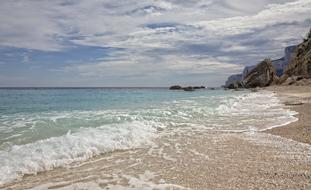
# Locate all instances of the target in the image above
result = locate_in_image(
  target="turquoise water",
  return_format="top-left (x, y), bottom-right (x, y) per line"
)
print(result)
top-left (0, 88), bottom-right (297, 185)
top-left (0, 88), bottom-right (225, 146)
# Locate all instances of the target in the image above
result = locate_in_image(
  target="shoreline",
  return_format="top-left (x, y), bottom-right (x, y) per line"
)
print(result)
top-left (1, 88), bottom-right (311, 189)
top-left (264, 85), bottom-right (311, 145)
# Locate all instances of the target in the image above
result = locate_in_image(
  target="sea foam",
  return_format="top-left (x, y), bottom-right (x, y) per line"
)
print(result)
top-left (0, 90), bottom-right (298, 186)
top-left (0, 121), bottom-right (158, 185)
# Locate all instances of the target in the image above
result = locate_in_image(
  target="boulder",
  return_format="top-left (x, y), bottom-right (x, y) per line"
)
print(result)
top-left (242, 59), bottom-right (277, 88)
top-left (169, 85), bottom-right (182, 90)
top-left (283, 77), bottom-right (296, 85)
top-left (282, 75), bottom-right (305, 86)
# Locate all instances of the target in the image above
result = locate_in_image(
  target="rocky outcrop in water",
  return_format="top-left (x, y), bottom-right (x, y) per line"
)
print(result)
top-left (284, 29), bottom-right (311, 78)
top-left (169, 85), bottom-right (182, 90)
top-left (242, 59), bottom-right (278, 88)
top-left (182, 86), bottom-right (195, 91)
top-left (169, 85), bottom-right (205, 91)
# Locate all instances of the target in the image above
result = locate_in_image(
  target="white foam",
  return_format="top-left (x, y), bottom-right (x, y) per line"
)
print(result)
top-left (0, 121), bottom-right (158, 186)
top-left (0, 90), bottom-right (299, 186)
top-left (31, 171), bottom-right (186, 190)
top-left (215, 90), bottom-right (298, 131)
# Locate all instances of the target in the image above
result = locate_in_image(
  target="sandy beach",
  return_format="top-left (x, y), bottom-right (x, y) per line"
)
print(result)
top-left (265, 85), bottom-right (311, 145)
top-left (2, 87), bottom-right (311, 190)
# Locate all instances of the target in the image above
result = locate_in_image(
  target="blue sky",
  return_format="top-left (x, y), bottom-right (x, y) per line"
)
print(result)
top-left (0, 0), bottom-right (310, 87)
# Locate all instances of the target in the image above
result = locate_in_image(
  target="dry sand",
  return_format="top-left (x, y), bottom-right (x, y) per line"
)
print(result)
top-left (2, 86), bottom-right (311, 190)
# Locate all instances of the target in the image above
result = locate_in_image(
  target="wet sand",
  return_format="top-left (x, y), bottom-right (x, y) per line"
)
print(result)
top-left (265, 85), bottom-right (311, 145)
top-left (2, 87), bottom-right (311, 190)
top-left (3, 131), bottom-right (311, 189)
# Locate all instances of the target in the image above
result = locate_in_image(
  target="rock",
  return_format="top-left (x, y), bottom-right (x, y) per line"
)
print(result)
top-left (227, 81), bottom-right (243, 89)
top-left (283, 77), bottom-right (296, 85)
top-left (284, 101), bottom-right (303, 106)
top-left (193, 86), bottom-right (205, 89)
top-left (284, 29), bottom-right (311, 77)
top-left (169, 85), bottom-right (182, 90)
top-left (242, 59), bottom-right (277, 88)
top-left (279, 74), bottom-right (289, 84)
top-left (182, 86), bottom-right (195, 91)
top-left (242, 65), bottom-right (256, 79)
top-left (282, 75), bottom-right (305, 86)
top-left (225, 74), bottom-right (243, 88)
top-left (271, 45), bottom-right (297, 77)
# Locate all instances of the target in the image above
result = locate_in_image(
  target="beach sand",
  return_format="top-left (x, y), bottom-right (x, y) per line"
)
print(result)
top-left (2, 86), bottom-right (311, 190)
top-left (265, 85), bottom-right (311, 145)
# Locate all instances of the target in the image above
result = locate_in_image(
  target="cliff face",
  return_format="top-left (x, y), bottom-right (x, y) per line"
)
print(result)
top-left (272, 45), bottom-right (296, 77)
top-left (284, 45), bottom-right (297, 65)
top-left (223, 29), bottom-right (309, 88)
top-left (240, 45), bottom-right (296, 80)
top-left (242, 65), bottom-right (256, 79)
top-left (272, 57), bottom-right (285, 76)
top-left (284, 30), bottom-right (311, 77)
top-left (225, 74), bottom-right (243, 87)
top-left (242, 59), bottom-right (277, 88)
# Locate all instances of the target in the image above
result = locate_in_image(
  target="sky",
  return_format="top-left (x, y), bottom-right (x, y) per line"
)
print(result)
top-left (0, 0), bottom-right (310, 87)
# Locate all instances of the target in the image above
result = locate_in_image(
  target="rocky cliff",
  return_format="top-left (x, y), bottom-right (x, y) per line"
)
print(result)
top-left (284, 29), bottom-right (311, 77)
top-left (223, 29), bottom-right (309, 89)
top-left (242, 59), bottom-right (277, 88)
top-left (244, 45), bottom-right (296, 78)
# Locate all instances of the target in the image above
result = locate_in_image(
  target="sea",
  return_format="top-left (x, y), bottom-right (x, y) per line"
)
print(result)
top-left (0, 88), bottom-right (298, 187)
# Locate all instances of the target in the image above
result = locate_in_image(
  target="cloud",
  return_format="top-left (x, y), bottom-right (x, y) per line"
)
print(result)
top-left (0, 0), bottom-right (310, 86)
top-left (196, 0), bottom-right (311, 36)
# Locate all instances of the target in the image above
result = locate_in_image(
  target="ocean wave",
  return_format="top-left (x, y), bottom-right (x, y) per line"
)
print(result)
top-left (0, 90), bottom-right (298, 186)
top-left (0, 121), bottom-right (159, 186)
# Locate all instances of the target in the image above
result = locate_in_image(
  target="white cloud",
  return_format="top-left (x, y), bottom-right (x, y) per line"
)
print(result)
top-left (197, 0), bottom-right (311, 36)
top-left (0, 0), bottom-right (310, 86)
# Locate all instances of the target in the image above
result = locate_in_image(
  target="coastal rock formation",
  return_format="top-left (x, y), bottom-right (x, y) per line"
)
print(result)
top-left (242, 65), bottom-right (256, 79)
top-left (169, 85), bottom-right (182, 90)
top-left (169, 85), bottom-right (205, 91)
top-left (225, 74), bottom-right (243, 88)
top-left (242, 45), bottom-right (296, 79)
top-left (272, 45), bottom-right (297, 77)
top-left (284, 29), bottom-right (311, 77)
top-left (223, 29), bottom-right (309, 88)
top-left (193, 86), bottom-right (206, 89)
top-left (284, 45), bottom-right (297, 66)
top-left (183, 86), bottom-right (195, 91)
top-left (242, 59), bottom-right (278, 88)
top-left (227, 81), bottom-right (243, 89)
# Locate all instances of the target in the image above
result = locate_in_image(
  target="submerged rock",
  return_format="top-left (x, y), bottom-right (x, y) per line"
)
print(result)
top-left (169, 85), bottom-right (182, 90)
top-left (182, 86), bottom-right (195, 91)
top-left (193, 86), bottom-right (205, 89)
top-left (242, 59), bottom-right (278, 88)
